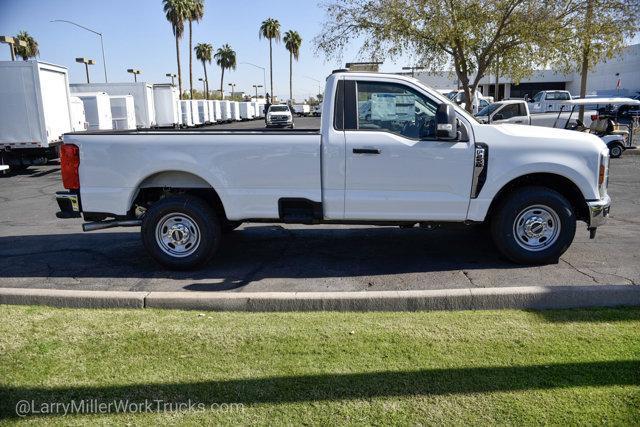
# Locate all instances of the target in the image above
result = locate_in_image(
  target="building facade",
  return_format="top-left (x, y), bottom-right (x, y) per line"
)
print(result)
top-left (411, 44), bottom-right (639, 100)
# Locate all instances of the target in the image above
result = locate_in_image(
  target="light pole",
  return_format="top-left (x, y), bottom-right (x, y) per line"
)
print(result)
top-left (75, 57), bottom-right (95, 83)
top-left (240, 62), bottom-right (266, 96)
top-left (252, 84), bottom-right (263, 100)
top-left (50, 19), bottom-right (108, 82)
top-left (228, 83), bottom-right (236, 99)
top-left (166, 73), bottom-right (177, 85)
top-left (127, 68), bottom-right (141, 82)
top-left (198, 77), bottom-right (207, 98)
top-left (303, 76), bottom-right (322, 99)
top-left (401, 66), bottom-right (425, 78)
top-left (0, 36), bottom-right (27, 61)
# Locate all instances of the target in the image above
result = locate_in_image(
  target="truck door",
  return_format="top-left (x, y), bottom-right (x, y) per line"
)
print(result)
top-left (342, 79), bottom-right (475, 221)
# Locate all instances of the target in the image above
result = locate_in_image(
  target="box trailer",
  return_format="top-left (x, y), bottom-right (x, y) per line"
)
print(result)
top-left (220, 100), bottom-right (231, 121)
top-left (239, 102), bottom-right (255, 120)
top-left (229, 101), bottom-right (241, 121)
top-left (179, 100), bottom-right (194, 127)
top-left (153, 84), bottom-right (181, 127)
top-left (292, 103), bottom-right (311, 117)
top-left (74, 92), bottom-right (113, 131)
top-left (211, 100), bottom-right (222, 122)
top-left (190, 100), bottom-right (202, 126)
top-left (70, 82), bottom-right (156, 128)
top-left (0, 60), bottom-right (72, 168)
top-left (109, 95), bottom-right (136, 130)
top-left (253, 101), bottom-right (266, 118)
top-left (196, 100), bottom-right (210, 124)
top-left (69, 96), bottom-right (88, 132)
top-left (207, 100), bottom-right (217, 122)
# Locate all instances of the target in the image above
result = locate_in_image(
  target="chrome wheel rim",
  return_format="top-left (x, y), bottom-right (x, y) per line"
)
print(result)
top-left (513, 205), bottom-right (561, 252)
top-left (155, 213), bottom-right (201, 258)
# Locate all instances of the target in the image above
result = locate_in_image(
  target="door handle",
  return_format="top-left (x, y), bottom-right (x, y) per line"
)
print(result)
top-left (353, 148), bottom-right (381, 154)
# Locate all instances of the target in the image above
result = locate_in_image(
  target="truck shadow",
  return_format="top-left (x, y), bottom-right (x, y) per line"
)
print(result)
top-left (0, 225), bottom-right (520, 287)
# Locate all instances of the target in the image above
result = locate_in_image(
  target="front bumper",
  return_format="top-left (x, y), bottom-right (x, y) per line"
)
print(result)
top-left (587, 194), bottom-right (610, 229)
top-left (56, 191), bottom-right (81, 218)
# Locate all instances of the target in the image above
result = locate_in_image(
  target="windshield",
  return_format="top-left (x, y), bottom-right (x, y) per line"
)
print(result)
top-left (269, 105), bottom-right (289, 112)
top-left (476, 103), bottom-right (500, 117)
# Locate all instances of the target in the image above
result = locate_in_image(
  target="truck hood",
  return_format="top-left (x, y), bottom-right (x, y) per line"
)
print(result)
top-left (474, 123), bottom-right (607, 154)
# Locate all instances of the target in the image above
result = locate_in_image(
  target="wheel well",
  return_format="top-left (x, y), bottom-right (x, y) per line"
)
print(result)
top-left (132, 171), bottom-right (228, 221)
top-left (486, 173), bottom-right (589, 222)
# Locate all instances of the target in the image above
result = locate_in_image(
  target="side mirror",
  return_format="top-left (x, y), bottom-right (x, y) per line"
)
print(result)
top-left (436, 104), bottom-right (457, 140)
top-left (492, 113), bottom-right (504, 121)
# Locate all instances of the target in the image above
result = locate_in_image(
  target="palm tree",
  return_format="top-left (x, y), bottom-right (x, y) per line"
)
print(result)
top-left (14, 31), bottom-right (39, 60)
top-left (187, 0), bottom-right (204, 99)
top-left (283, 30), bottom-right (302, 103)
top-left (194, 42), bottom-right (213, 99)
top-left (259, 18), bottom-right (280, 102)
top-left (214, 44), bottom-right (236, 99)
top-left (163, 0), bottom-right (189, 99)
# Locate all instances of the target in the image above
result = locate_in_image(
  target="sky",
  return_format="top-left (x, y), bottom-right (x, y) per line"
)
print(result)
top-left (0, 0), bottom-right (410, 101)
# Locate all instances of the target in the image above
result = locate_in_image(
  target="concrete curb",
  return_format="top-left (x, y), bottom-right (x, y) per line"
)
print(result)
top-left (0, 288), bottom-right (146, 309)
top-left (1, 285), bottom-right (639, 312)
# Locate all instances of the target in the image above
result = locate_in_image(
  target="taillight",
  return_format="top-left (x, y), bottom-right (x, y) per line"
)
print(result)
top-left (60, 144), bottom-right (80, 190)
top-left (591, 114), bottom-right (599, 121)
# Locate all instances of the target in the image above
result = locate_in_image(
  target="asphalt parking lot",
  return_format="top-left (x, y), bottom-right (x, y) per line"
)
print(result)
top-left (1, 144), bottom-right (638, 293)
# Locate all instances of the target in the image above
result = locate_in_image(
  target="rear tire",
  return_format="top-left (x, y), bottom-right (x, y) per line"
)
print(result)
top-left (490, 186), bottom-right (576, 264)
top-left (608, 143), bottom-right (623, 158)
top-left (141, 195), bottom-right (220, 270)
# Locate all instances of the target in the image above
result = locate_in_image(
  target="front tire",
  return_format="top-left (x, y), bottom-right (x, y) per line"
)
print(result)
top-left (141, 195), bottom-right (220, 270)
top-left (491, 186), bottom-right (576, 264)
top-left (608, 143), bottom-right (623, 158)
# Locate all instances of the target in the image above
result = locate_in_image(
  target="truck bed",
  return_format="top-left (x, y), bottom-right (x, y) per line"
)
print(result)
top-left (63, 130), bottom-right (322, 219)
top-left (66, 128), bottom-right (320, 136)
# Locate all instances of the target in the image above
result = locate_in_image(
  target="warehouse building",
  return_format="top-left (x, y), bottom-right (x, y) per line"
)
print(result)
top-left (409, 43), bottom-right (639, 100)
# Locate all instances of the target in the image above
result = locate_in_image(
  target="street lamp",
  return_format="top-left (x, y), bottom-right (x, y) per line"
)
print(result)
top-left (76, 57), bottom-right (95, 83)
top-left (166, 73), bottom-right (177, 85)
top-left (228, 83), bottom-right (236, 99)
top-left (127, 68), bottom-right (141, 82)
top-left (239, 62), bottom-right (266, 96)
top-left (252, 84), bottom-right (263, 100)
top-left (198, 77), bottom-right (208, 98)
top-left (303, 76), bottom-right (322, 98)
top-left (50, 19), bottom-right (108, 82)
top-left (401, 66), bottom-right (425, 78)
top-left (0, 36), bottom-right (27, 61)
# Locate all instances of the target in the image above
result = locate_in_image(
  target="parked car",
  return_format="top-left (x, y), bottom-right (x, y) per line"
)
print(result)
top-left (56, 71), bottom-right (610, 270)
top-left (266, 104), bottom-right (294, 128)
top-left (0, 60), bottom-right (72, 170)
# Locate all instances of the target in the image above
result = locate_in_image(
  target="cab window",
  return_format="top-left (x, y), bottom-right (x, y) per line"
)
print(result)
top-left (499, 103), bottom-right (520, 119)
top-left (356, 81), bottom-right (438, 139)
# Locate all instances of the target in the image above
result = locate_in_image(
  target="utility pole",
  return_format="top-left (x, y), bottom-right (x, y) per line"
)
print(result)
top-left (51, 20), bottom-right (108, 82)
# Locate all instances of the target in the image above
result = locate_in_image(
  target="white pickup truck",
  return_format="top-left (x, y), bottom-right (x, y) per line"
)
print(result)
top-left (475, 100), bottom-right (595, 128)
top-left (56, 71), bottom-right (611, 270)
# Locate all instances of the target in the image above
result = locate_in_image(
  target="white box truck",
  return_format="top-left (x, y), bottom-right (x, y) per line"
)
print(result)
top-left (239, 102), bottom-right (255, 120)
top-left (230, 101), bottom-right (241, 121)
top-left (109, 95), bottom-right (136, 130)
top-left (220, 100), bottom-right (231, 121)
top-left (179, 100), bottom-right (194, 127)
top-left (190, 100), bottom-right (202, 126)
top-left (74, 92), bottom-right (113, 131)
top-left (207, 100), bottom-right (217, 122)
top-left (153, 84), bottom-right (181, 127)
top-left (69, 96), bottom-right (88, 132)
top-left (0, 60), bottom-right (72, 170)
top-left (196, 100), bottom-right (210, 124)
top-left (211, 100), bottom-right (222, 122)
top-left (253, 101), bottom-right (265, 118)
top-left (70, 82), bottom-right (156, 128)
top-left (292, 103), bottom-right (311, 117)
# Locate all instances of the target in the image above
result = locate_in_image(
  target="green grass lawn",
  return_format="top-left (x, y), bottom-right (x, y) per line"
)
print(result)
top-left (0, 305), bottom-right (639, 425)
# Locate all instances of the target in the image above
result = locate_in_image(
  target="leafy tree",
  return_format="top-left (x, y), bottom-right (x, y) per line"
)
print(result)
top-left (163, 0), bottom-right (189, 99)
top-left (187, 0), bottom-right (205, 99)
top-left (195, 42), bottom-right (213, 99)
top-left (555, 0), bottom-right (639, 120)
top-left (15, 31), bottom-right (39, 60)
top-left (214, 44), bottom-right (237, 99)
top-left (259, 18), bottom-right (281, 101)
top-left (283, 30), bottom-right (303, 103)
top-left (315, 0), bottom-right (569, 112)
